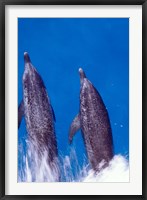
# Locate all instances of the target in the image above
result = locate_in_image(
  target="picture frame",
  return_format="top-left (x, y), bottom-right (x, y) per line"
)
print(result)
top-left (0, 0), bottom-right (146, 199)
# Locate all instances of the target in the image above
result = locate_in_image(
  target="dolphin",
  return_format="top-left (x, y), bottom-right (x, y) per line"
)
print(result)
top-left (18, 52), bottom-right (59, 180)
top-left (69, 68), bottom-right (113, 171)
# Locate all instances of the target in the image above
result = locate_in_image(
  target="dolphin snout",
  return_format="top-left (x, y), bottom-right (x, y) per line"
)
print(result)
top-left (79, 68), bottom-right (83, 73)
top-left (78, 68), bottom-right (86, 82)
top-left (24, 52), bottom-right (31, 63)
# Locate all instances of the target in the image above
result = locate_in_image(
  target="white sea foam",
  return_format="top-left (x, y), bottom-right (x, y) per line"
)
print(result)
top-left (83, 155), bottom-right (129, 182)
top-left (18, 140), bottom-right (129, 182)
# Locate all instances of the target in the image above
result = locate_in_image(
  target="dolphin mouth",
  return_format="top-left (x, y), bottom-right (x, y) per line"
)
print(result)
top-left (79, 68), bottom-right (83, 73)
top-left (24, 52), bottom-right (31, 63)
top-left (79, 68), bottom-right (86, 84)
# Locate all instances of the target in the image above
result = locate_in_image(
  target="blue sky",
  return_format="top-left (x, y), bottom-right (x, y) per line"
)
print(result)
top-left (18, 18), bottom-right (129, 171)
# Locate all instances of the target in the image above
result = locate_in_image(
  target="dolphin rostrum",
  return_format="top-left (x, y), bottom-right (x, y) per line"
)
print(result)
top-left (69, 68), bottom-right (113, 171)
top-left (18, 52), bottom-right (59, 180)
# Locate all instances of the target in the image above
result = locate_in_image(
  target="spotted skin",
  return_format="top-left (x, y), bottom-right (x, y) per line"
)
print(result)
top-left (19, 52), bottom-right (58, 174)
top-left (69, 68), bottom-right (113, 171)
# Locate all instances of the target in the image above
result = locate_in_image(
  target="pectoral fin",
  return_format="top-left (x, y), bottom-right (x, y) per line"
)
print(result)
top-left (18, 100), bottom-right (24, 129)
top-left (69, 113), bottom-right (81, 144)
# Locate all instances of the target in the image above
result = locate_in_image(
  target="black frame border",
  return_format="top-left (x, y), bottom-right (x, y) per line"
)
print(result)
top-left (0, 0), bottom-right (146, 199)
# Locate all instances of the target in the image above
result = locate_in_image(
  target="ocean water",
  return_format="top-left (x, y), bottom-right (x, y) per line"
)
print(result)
top-left (18, 18), bottom-right (129, 182)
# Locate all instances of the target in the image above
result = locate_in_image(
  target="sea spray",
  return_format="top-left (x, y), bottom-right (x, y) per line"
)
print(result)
top-left (18, 140), bottom-right (129, 182)
top-left (83, 155), bottom-right (129, 182)
top-left (18, 139), bottom-right (60, 182)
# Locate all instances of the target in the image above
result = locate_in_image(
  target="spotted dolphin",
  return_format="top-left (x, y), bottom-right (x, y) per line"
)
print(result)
top-left (18, 52), bottom-right (59, 180)
top-left (69, 68), bottom-right (113, 171)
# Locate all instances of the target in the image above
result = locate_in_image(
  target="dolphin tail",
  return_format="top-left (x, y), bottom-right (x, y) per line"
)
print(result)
top-left (18, 100), bottom-right (24, 129)
top-left (69, 113), bottom-right (81, 144)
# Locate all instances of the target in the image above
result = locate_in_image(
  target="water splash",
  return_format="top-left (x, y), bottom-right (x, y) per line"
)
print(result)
top-left (18, 139), bottom-right (60, 182)
top-left (83, 155), bottom-right (129, 182)
top-left (18, 139), bottom-right (129, 182)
